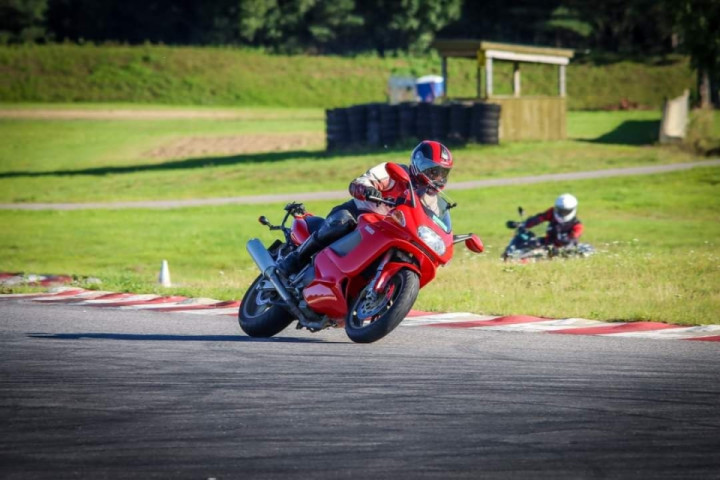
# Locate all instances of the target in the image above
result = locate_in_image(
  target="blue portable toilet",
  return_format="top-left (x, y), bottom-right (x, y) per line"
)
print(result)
top-left (416, 75), bottom-right (445, 103)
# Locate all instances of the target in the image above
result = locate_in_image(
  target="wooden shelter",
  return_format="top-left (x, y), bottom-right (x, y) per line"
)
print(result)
top-left (432, 40), bottom-right (574, 141)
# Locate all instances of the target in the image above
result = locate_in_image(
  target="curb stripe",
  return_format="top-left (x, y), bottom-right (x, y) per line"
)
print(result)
top-left (89, 296), bottom-right (188, 307)
top-left (31, 290), bottom-right (105, 302)
top-left (549, 321), bottom-right (684, 336)
top-left (86, 292), bottom-right (136, 301)
top-left (686, 335), bottom-right (720, 342)
top-left (424, 315), bottom-right (551, 328)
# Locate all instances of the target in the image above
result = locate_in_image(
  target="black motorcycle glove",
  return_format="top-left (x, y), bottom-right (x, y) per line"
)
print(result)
top-left (506, 220), bottom-right (520, 229)
top-left (364, 186), bottom-right (382, 202)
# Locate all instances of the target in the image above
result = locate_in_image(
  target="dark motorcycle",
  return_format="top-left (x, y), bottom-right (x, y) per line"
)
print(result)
top-left (502, 206), bottom-right (595, 262)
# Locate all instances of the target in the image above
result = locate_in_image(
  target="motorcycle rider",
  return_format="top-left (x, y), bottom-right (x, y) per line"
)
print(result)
top-left (278, 140), bottom-right (454, 275)
top-left (506, 193), bottom-right (584, 248)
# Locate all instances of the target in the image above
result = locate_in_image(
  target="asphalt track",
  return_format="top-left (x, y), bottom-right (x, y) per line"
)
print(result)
top-left (1, 299), bottom-right (719, 479)
top-left (1, 159), bottom-right (719, 210)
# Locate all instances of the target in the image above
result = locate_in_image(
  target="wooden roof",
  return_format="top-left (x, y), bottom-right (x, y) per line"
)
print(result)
top-left (432, 39), bottom-right (574, 65)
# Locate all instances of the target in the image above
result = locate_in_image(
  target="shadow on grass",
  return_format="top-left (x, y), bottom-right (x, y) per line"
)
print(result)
top-left (28, 332), bottom-right (336, 343)
top-left (583, 120), bottom-right (661, 146)
top-left (0, 145), bottom-right (410, 178)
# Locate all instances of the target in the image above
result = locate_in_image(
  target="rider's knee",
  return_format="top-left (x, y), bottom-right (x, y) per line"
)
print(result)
top-left (318, 209), bottom-right (357, 244)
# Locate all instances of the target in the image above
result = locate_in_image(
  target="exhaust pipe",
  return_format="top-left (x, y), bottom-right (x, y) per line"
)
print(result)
top-left (246, 238), bottom-right (277, 278)
top-left (246, 238), bottom-right (309, 322)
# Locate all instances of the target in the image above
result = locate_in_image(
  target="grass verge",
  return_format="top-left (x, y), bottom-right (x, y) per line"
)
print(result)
top-left (0, 108), bottom-right (704, 204)
top-left (0, 44), bottom-right (696, 110)
top-left (1, 167), bottom-right (718, 325)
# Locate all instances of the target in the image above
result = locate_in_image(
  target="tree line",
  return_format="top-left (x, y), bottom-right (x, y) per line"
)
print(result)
top-left (1, 0), bottom-right (718, 105)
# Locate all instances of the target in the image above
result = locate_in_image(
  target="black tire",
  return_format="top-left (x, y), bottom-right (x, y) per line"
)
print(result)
top-left (474, 111), bottom-right (501, 121)
top-left (238, 275), bottom-right (294, 337)
top-left (345, 269), bottom-right (419, 343)
top-left (475, 132), bottom-right (499, 143)
top-left (473, 119), bottom-right (500, 129)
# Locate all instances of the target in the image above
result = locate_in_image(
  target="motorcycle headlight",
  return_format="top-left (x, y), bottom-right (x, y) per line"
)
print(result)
top-left (418, 226), bottom-right (446, 256)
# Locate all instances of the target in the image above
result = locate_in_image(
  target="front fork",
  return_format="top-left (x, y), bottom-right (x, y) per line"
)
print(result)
top-left (370, 249), bottom-right (420, 294)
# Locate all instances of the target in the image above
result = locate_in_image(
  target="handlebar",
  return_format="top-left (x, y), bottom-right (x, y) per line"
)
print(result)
top-left (366, 195), bottom-right (397, 207)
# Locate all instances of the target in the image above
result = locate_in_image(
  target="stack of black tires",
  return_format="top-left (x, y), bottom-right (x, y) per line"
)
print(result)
top-left (325, 102), bottom-right (501, 151)
top-left (470, 103), bottom-right (501, 145)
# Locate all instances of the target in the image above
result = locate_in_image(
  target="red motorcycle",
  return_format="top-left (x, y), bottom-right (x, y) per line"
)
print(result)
top-left (239, 162), bottom-right (484, 343)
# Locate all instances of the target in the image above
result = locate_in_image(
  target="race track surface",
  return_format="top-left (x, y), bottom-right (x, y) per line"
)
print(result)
top-left (1, 299), bottom-right (719, 479)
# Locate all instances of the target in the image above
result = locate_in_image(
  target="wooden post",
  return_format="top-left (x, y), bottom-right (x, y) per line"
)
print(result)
top-left (559, 64), bottom-right (566, 97)
top-left (485, 56), bottom-right (493, 98)
top-left (441, 56), bottom-right (448, 99)
top-left (513, 62), bottom-right (521, 97)
top-left (477, 64), bottom-right (483, 99)
top-left (476, 49), bottom-right (484, 99)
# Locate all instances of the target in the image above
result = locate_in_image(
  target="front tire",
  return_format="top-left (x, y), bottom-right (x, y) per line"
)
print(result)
top-left (345, 269), bottom-right (419, 344)
top-left (239, 275), bottom-right (294, 337)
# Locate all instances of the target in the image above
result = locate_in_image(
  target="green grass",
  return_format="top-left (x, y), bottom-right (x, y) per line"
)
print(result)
top-left (1, 106), bottom-right (718, 326)
top-left (0, 107), bottom-right (703, 203)
top-left (0, 44), bottom-right (696, 110)
top-left (1, 167), bottom-right (718, 325)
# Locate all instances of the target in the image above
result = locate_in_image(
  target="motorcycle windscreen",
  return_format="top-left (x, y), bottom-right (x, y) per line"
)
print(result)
top-left (419, 191), bottom-right (452, 233)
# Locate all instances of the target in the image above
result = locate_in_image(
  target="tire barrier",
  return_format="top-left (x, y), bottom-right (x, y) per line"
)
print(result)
top-left (380, 104), bottom-right (399, 146)
top-left (347, 104), bottom-right (367, 144)
top-left (448, 103), bottom-right (473, 142)
top-left (325, 108), bottom-right (349, 151)
top-left (366, 103), bottom-right (381, 147)
top-left (326, 102), bottom-right (501, 150)
top-left (470, 103), bottom-right (501, 145)
top-left (430, 104), bottom-right (450, 141)
top-left (415, 102), bottom-right (434, 141)
top-left (398, 103), bottom-right (417, 141)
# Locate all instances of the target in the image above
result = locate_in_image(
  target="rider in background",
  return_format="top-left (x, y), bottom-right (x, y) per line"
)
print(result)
top-left (506, 193), bottom-right (584, 248)
top-left (278, 140), bottom-right (454, 275)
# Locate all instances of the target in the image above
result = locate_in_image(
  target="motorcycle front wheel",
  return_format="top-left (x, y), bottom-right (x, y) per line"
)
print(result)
top-left (238, 275), bottom-right (294, 337)
top-left (345, 268), bottom-right (419, 344)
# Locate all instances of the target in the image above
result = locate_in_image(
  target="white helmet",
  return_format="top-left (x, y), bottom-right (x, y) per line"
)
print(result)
top-left (554, 193), bottom-right (578, 223)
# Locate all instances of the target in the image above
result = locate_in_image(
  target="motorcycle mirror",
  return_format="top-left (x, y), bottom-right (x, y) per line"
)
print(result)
top-left (465, 234), bottom-right (484, 253)
top-left (386, 162), bottom-right (411, 184)
top-left (518, 206), bottom-right (524, 218)
top-left (258, 216), bottom-right (271, 226)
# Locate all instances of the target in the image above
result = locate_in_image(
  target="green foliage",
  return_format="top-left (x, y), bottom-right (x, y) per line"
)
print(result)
top-left (238, 0), bottom-right (363, 53)
top-left (441, 0), bottom-right (675, 56)
top-left (378, 0), bottom-right (462, 53)
top-left (544, 6), bottom-right (593, 40)
top-left (684, 108), bottom-right (720, 155)
top-left (667, 0), bottom-right (720, 72)
top-left (0, 0), bottom-right (47, 44)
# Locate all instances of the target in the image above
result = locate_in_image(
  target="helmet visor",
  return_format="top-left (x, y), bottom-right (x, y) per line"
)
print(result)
top-left (554, 206), bottom-right (576, 222)
top-left (414, 157), bottom-right (450, 187)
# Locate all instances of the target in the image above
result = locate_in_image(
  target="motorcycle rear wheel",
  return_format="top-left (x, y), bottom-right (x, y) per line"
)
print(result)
top-left (238, 275), bottom-right (294, 337)
top-left (345, 269), bottom-right (419, 344)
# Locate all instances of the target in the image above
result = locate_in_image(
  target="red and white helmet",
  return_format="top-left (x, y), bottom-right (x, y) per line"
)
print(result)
top-left (409, 140), bottom-right (453, 190)
top-left (554, 193), bottom-right (578, 223)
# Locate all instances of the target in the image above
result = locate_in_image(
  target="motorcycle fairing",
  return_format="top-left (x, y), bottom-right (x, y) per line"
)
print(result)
top-left (329, 230), bottom-right (363, 257)
top-left (302, 211), bottom-right (445, 320)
